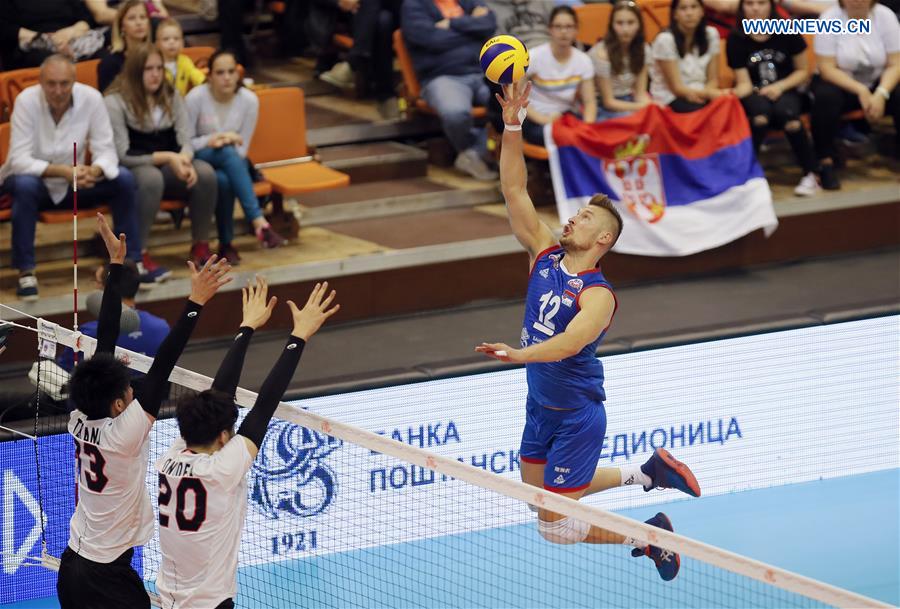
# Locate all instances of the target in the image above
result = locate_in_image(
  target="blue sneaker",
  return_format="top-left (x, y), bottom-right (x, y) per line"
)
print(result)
top-left (137, 254), bottom-right (171, 289)
top-left (17, 274), bottom-right (38, 301)
top-left (632, 512), bottom-right (680, 581)
top-left (640, 448), bottom-right (701, 497)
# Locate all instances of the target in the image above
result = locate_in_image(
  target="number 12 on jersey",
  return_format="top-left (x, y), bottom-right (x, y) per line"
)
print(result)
top-left (533, 290), bottom-right (560, 337)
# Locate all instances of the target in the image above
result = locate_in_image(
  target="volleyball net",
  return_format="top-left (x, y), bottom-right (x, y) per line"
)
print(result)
top-left (0, 313), bottom-right (897, 608)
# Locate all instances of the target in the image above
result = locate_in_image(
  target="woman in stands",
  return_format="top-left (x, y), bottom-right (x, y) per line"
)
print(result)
top-left (186, 50), bottom-right (285, 265)
top-left (728, 0), bottom-right (819, 196)
top-left (105, 44), bottom-right (217, 280)
top-left (649, 0), bottom-right (728, 112)
top-left (590, 0), bottom-right (652, 120)
top-left (521, 6), bottom-right (597, 146)
top-left (809, 0), bottom-right (899, 190)
top-left (98, 0), bottom-right (152, 91)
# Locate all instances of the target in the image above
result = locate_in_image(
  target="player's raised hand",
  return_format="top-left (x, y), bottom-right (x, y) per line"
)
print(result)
top-left (475, 342), bottom-right (524, 363)
top-left (96, 213), bottom-right (126, 264)
top-left (241, 276), bottom-right (277, 330)
top-left (187, 255), bottom-right (232, 305)
top-left (497, 79), bottom-right (531, 127)
top-left (286, 281), bottom-right (340, 341)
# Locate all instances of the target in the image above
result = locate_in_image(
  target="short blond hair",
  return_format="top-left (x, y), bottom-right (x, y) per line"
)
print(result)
top-left (588, 194), bottom-right (623, 249)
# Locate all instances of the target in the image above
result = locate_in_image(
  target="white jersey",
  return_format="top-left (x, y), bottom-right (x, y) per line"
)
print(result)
top-left (67, 400), bottom-right (155, 563)
top-left (155, 435), bottom-right (254, 609)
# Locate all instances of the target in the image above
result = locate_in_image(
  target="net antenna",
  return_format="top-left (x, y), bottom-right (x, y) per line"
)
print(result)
top-left (71, 142), bottom-right (79, 364)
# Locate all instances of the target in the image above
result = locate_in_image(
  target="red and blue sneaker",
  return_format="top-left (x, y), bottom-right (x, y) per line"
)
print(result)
top-left (632, 512), bottom-right (680, 581)
top-left (640, 448), bottom-right (701, 497)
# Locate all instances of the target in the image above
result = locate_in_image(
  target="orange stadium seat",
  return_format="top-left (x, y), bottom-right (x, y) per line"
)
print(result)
top-left (574, 3), bottom-right (613, 47)
top-left (74, 59), bottom-right (101, 90)
top-left (0, 67), bottom-right (40, 121)
top-left (0, 123), bottom-right (11, 221)
top-left (248, 87), bottom-right (349, 203)
top-left (392, 30), bottom-right (487, 119)
top-left (181, 46), bottom-right (216, 70)
top-left (638, 0), bottom-right (671, 41)
top-left (718, 38), bottom-right (734, 88)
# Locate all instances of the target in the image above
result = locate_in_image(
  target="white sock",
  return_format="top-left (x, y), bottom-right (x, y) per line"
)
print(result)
top-left (623, 536), bottom-right (647, 549)
top-left (619, 464), bottom-right (651, 489)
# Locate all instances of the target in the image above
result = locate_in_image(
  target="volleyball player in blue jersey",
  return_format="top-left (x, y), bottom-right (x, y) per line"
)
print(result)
top-left (477, 80), bottom-right (700, 582)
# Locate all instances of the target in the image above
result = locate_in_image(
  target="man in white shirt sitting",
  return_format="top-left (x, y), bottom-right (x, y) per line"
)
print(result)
top-left (0, 53), bottom-right (145, 301)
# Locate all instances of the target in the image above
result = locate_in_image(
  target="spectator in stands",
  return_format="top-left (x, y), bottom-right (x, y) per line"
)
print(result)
top-left (156, 19), bottom-right (206, 96)
top-left (728, 0), bottom-right (819, 196)
top-left (484, 0), bottom-right (553, 137)
top-left (0, 55), bottom-right (144, 301)
top-left (186, 50), bottom-right (286, 264)
top-left (57, 260), bottom-right (170, 372)
top-left (98, 0), bottom-right (152, 91)
top-left (521, 6), bottom-right (596, 145)
top-left (0, 0), bottom-right (107, 68)
top-left (649, 0), bottom-right (728, 112)
top-left (318, 0), bottom-right (402, 119)
top-left (810, 0), bottom-right (900, 189)
top-left (401, 0), bottom-right (499, 181)
top-left (217, 0), bottom-right (255, 67)
top-left (85, 0), bottom-right (169, 26)
top-left (486, 0), bottom-right (552, 50)
top-left (105, 44), bottom-right (217, 276)
top-left (591, 0), bottom-right (652, 121)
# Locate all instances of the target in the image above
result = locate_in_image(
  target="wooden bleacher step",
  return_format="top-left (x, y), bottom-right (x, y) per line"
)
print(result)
top-left (316, 141), bottom-right (428, 183)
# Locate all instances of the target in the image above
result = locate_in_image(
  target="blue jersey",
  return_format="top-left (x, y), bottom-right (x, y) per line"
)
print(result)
top-left (57, 310), bottom-right (170, 372)
top-left (521, 246), bottom-right (617, 409)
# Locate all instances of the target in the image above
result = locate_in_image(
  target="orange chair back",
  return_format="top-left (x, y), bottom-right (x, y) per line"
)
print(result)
top-left (0, 67), bottom-right (40, 121)
top-left (574, 4), bottom-right (614, 47)
top-left (181, 46), bottom-right (216, 69)
top-left (803, 33), bottom-right (816, 73)
top-left (718, 37), bottom-right (734, 88)
top-left (638, 0), bottom-right (671, 39)
top-left (75, 59), bottom-right (101, 89)
top-left (0, 122), bottom-right (9, 164)
top-left (248, 87), bottom-right (308, 163)
top-left (393, 30), bottom-right (422, 103)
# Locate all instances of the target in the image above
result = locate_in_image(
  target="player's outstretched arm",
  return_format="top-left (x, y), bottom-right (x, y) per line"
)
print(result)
top-left (497, 80), bottom-right (556, 264)
top-left (238, 282), bottom-right (340, 459)
top-left (210, 276), bottom-right (277, 397)
top-left (137, 256), bottom-right (232, 422)
top-left (94, 213), bottom-right (127, 354)
top-left (477, 287), bottom-right (615, 363)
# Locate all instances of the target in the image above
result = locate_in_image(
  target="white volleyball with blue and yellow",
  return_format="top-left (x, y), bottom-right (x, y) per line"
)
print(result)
top-left (479, 35), bottom-right (529, 85)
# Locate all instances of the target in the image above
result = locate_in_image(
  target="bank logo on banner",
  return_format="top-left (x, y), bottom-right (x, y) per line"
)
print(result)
top-left (250, 421), bottom-right (343, 520)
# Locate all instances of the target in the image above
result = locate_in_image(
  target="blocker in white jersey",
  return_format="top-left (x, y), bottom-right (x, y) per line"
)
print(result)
top-left (155, 436), bottom-right (253, 609)
top-left (57, 216), bottom-right (233, 609)
top-left (155, 278), bottom-right (340, 609)
top-left (67, 401), bottom-right (154, 561)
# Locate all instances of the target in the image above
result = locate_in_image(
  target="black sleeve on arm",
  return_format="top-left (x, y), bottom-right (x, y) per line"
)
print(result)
top-left (135, 300), bottom-right (203, 418)
top-left (95, 263), bottom-right (123, 354)
top-left (211, 326), bottom-right (255, 397)
top-left (238, 336), bottom-right (306, 449)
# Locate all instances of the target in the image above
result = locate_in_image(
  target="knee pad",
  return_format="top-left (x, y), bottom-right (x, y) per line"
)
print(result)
top-left (538, 516), bottom-right (590, 545)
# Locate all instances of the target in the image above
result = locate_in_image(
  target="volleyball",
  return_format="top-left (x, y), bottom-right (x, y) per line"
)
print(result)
top-left (479, 35), bottom-right (529, 85)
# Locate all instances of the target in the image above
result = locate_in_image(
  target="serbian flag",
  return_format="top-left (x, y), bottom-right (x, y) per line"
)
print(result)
top-left (545, 95), bottom-right (778, 257)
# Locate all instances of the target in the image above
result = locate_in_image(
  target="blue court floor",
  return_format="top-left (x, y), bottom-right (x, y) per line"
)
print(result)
top-left (4, 468), bottom-right (897, 609)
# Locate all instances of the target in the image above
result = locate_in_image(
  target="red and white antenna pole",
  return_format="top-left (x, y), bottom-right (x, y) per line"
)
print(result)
top-left (72, 143), bottom-right (79, 363)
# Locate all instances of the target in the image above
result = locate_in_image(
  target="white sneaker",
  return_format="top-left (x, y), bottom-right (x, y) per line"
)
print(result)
top-left (794, 172), bottom-right (821, 197)
top-left (454, 149), bottom-right (498, 182)
top-left (319, 61), bottom-right (355, 90)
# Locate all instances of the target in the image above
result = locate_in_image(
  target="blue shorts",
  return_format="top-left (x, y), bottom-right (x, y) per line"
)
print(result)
top-left (519, 396), bottom-right (607, 492)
